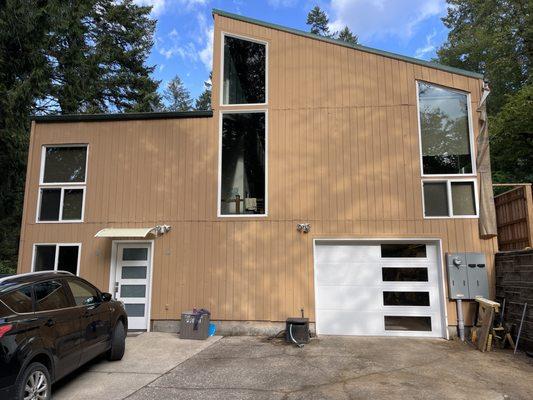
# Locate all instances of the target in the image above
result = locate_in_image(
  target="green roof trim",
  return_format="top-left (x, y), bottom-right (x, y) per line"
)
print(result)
top-left (213, 9), bottom-right (484, 80)
top-left (32, 110), bottom-right (213, 123)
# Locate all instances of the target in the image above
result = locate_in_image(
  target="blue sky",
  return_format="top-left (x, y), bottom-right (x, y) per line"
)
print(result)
top-left (135, 0), bottom-right (450, 101)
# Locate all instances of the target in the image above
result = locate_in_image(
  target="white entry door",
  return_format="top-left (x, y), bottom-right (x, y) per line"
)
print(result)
top-left (114, 243), bottom-right (152, 330)
top-left (314, 241), bottom-right (444, 337)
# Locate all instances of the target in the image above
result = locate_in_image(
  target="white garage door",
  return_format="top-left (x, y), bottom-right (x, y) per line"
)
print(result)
top-left (314, 241), bottom-right (445, 337)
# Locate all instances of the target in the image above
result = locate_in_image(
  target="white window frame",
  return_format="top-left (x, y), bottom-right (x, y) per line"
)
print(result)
top-left (220, 32), bottom-right (268, 107)
top-left (31, 243), bottom-right (82, 276)
top-left (37, 144), bottom-right (88, 223)
top-left (36, 186), bottom-right (86, 223)
top-left (217, 109), bottom-right (268, 218)
top-left (421, 178), bottom-right (479, 219)
top-left (415, 81), bottom-right (476, 178)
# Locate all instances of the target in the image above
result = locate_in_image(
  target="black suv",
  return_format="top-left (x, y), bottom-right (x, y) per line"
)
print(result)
top-left (0, 271), bottom-right (128, 400)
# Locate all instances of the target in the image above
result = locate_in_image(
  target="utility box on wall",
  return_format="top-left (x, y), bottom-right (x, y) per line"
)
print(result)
top-left (446, 253), bottom-right (489, 300)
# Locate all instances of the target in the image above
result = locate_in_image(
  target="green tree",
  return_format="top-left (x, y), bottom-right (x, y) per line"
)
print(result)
top-left (436, 0), bottom-right (532, 184)
top-left (306, 6), bottom-right (332, 37)
top-left (0, 0), bottom-right (161, 273)
top-left (490, 84), bottom-right (533, 183)
top-left (195, 73), bottom-right (212, 110)
top-left (0, 0), bottom-right (51, 274)
top-left (306, 6), bottom-right (359, 44)
top-left (43, 0), bottom-right (161, 113)
top-left (338, 26), bottom-right (358, 45)
top-left (164, 76), bottom-right (192, 111)
top-left (437, 0), bottom-right (531, 115)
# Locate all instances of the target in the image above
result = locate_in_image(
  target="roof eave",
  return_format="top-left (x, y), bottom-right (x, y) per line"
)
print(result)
top-left (32, 110), bottom-right (213, 123)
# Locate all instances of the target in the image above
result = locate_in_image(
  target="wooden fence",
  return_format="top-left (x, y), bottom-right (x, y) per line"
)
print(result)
top-left (494, 184), bottom-right (533, 251)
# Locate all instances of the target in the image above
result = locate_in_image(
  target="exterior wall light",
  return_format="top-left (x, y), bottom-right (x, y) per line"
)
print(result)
top-left (296, 223), bottom-right (311, 233)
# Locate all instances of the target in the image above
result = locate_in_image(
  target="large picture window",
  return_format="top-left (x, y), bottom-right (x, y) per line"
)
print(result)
top-left (222, 34), bottom-right (266, 105)
top-left (33, 244), bottom-right (81, 275)
top-left (417, 82), bottom-right (473, 175)
top-left (219, 112), bottom-right (266, 216)
top-left (38, 145), bottom-right (87, 222)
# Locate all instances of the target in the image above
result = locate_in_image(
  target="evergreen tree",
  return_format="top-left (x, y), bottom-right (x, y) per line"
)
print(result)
top-left (0, 0), bottom-right (161, 273)
top-left (338, 26), bottom-right (358, 45)
top-left (0, 0), bottom-right (50, 274)
top-left (195, 73), bottom-right (212, 110)
top-left (306, 6), bottom-right (332, 37)
top-left (43, 0), bottom-right (161, 113)
top-left (306, 6), bottom-right (359, 43)
top-left (164, 76), bottom-right (192, 111)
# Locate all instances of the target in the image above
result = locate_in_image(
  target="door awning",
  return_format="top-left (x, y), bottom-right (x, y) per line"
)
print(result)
top-left (95, 225), bottom-right (171, 238)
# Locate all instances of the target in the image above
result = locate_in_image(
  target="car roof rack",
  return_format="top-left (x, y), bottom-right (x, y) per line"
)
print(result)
top-left (0, 270), bottom-right (74, 284)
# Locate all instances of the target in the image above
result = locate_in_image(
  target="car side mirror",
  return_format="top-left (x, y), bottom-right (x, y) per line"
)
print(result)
top-left (101, 292), bottom-right (113, 302)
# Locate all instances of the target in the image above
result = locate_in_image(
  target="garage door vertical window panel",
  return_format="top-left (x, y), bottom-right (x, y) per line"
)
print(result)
top-left (379, 243), bottom-right (442, 336)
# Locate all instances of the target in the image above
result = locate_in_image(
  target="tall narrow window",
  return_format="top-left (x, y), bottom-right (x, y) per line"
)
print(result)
top-left (33, 244), bottom-right (80, 275)
top-left (220, 112), bottom-right (266, 215)
top-left (223, 35), bottom-right (266, 105)
top-left (38, 145), bottom-right (87, 222)
top-left (418, 82), bottom-right (472, 175)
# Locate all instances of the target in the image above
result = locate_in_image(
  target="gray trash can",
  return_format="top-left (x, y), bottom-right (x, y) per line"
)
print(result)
top-left (179, 309), bottom-right (210, 340)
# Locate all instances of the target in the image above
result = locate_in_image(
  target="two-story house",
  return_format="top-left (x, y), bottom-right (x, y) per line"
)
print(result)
top-left (17, 10), bottom-right (497, 338)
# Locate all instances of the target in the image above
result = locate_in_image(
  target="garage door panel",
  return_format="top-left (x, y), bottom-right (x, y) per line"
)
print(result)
top-left (316, 263), bottom-right (381, 286)
top-left (315, 244), bottom-right (380, 263)
top-left (317, 286), bottom-right (384, 311)
top-left (317, 310), bottom-right (385, 336)
top-left (314, 241), bottom-right (444, 338)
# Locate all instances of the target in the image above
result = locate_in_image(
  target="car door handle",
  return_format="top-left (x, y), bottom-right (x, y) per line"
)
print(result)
top-left (45, 319), bottom-right (55, 327)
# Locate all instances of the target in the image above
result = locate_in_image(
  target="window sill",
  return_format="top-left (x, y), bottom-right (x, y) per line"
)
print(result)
top-left (35, 220), bottom-right (84, 224)
top-left (423, 215), bottom-right (479, 219)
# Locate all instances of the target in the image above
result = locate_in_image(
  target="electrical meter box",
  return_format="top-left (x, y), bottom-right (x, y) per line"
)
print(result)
top-left (446, 253), bottom-right (489, 300)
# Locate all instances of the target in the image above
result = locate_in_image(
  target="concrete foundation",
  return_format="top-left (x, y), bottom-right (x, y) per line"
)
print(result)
top-left (152, 320), bottom-right (317, 336)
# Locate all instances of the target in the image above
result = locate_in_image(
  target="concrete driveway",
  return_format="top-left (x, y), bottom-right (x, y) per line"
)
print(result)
top-left (52, 334), bottom-right (533, 400)
top-left (53, 332), bottom-right (221, 399)
top-left (128, 336), bottom-right (533, 400)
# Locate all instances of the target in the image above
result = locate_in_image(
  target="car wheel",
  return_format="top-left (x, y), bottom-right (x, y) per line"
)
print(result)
top-left (107, 320), bottom-right (126, 361)
top-left (15, 362), bottom-right (51, 400)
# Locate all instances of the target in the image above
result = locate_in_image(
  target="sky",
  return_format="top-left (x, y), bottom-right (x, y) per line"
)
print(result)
top-left (134, 0), bottom-right (451, 101)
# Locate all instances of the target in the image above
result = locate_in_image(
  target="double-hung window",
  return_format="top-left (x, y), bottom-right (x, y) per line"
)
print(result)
top-left (32, 243), bottom-right (81, 275)
top-left (37, 145), bottom-right (87, 222)
top-left (219, 33), bottom-right (268, 216)
top-left (417, 82), bottom-right (477, 218)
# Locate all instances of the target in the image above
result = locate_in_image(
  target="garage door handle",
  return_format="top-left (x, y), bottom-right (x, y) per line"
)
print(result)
top-left (45, 319), bottom-right (55, 327)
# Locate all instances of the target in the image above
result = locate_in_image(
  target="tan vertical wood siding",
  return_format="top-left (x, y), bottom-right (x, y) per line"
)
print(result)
top-left (18, 14), bottom-right (497, 326)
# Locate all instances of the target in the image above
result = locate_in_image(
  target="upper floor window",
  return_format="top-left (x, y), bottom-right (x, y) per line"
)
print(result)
top-left (422, 179), bottom-right (478, 218)
top-left (38, 145), bottom-right (87, 222)
top-left (219, 112), bottom-right (266, 216)
top-left (222, 34), bottom-right (266, 105)
top-left (417, 82), bottom-right (473, 175)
